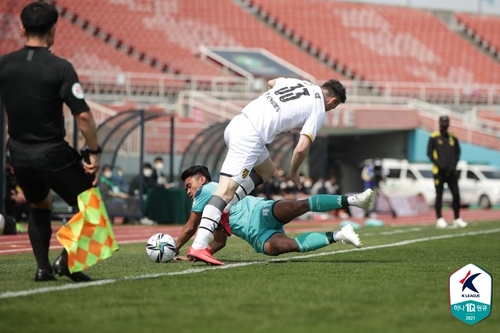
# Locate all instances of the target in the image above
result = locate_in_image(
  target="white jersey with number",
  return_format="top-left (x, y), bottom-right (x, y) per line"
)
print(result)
top-left (242, 77), bottom-right (326, 144)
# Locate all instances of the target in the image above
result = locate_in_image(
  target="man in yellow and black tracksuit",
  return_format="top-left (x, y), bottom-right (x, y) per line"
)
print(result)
top-left (427, 115), bottom-right (467, 229)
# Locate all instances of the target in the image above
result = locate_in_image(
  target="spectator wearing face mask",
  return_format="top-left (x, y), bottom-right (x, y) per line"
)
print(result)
top-left (128, 163), bottom-right (155, 197)
top-left (99, 165), bottom-right (115, 194)
top-left (112, 166), bottom-right (129, 194)
top-left (99, 165), bottom-right (130, 223)
top-left (301, 176), bottom-right (313, 195)
top-left (127, 163), bottom-right (158, 225)
top-left (151, 156), bottom-right (169, 188)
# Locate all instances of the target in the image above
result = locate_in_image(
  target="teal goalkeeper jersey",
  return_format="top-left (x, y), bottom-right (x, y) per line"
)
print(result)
top-left (191, 182), bottom-right (219, 213)
top-left (191, 182), bottom-right (278, 250)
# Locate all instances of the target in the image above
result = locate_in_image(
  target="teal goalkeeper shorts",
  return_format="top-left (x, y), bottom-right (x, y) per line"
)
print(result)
top-left (229, 196), bottom-right (285, 254)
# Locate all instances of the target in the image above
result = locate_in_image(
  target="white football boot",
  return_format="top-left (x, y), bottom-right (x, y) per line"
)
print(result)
top-left (336, 224), bottom-right (362, 248)
top-left (351, 189), bottom-right (374, 210)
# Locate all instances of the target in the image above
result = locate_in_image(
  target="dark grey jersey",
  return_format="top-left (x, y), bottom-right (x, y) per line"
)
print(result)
top-left (0, 46), bottom-right (89, 143)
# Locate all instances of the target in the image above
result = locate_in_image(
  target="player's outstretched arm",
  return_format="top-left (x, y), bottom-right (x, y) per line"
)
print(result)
top-left (289, 135), bottom-right (311, 189)
top-left (175, 212), bottom-right (201, 255)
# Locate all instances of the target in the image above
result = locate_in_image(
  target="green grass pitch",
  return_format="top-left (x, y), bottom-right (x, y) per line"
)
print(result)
top-left (1, 221), bottom-right (499, 333)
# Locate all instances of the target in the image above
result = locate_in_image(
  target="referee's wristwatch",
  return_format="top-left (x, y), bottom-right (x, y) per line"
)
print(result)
top-left (87, 146), bottom-right (102, 155)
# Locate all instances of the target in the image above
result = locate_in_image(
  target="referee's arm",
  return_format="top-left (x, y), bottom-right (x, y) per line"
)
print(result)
top-left (74, 111), bottom-right (99, 151)
top-left (74, 111), bottom-right (100, 182)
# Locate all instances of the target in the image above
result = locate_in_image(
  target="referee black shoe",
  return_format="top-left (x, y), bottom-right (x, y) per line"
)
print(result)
top-left (34, 269), bottom-right (57, 282)
top-left (53, 255), bottom-right (92, 282)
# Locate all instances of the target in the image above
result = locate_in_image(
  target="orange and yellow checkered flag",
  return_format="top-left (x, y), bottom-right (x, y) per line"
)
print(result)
top-left (56, 187), bottom-right (119, 273)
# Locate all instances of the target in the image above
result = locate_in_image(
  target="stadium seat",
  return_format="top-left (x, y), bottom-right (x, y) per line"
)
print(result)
top-left (250, 0), bottom-right (500, 98)
top-left (53, 0), bottom-right (226, 76)
top-left (456, 13), bottom-right (500, 57)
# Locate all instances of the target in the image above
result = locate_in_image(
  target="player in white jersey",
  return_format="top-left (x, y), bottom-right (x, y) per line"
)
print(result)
top-left (176, 166), bottom-right (372, 262)
top-left (187, 78), bottom-right (347, 265)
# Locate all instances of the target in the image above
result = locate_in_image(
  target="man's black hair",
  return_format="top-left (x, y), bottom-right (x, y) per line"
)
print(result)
top-left (21, 2), bottom-right (59, 37)
top-left (181, 165), bottom-right (212, 182)
top-left (101, 164), bottom-right (112, 172)
top-left (143, 163), bottom-right (152, 169)
top-left (154, 156), bottom-right (164, 163)
top-left (321, 79), bottom-right (347, 103)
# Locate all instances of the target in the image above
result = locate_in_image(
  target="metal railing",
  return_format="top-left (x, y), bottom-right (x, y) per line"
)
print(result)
top-left (62, 72), bottom-right (500, 156)
top-left (78, 71), bottom-right (259, 98)
top-left (177, 90), bottom-right (242, 123)
top-left (77, 70), bottom-right (500, 105)
top-left (408, 99), bottom-right (500, 149)
top-left (372, 81), bottom-right (500, 105)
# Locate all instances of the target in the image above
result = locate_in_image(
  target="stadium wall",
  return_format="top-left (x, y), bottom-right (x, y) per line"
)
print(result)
top-left (408, 129), bottom-right (500, 168)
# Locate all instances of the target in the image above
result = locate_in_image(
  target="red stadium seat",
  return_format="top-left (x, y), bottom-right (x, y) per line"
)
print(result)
top-left (250, 0), bottom-right (500, 89)
top-left (456, 13), bottom-right (500, 56)
top-left (53, 0), bottom-right (226, 76)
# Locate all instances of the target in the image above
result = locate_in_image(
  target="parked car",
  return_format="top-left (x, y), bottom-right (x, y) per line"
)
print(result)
top-left (367, 159), bottom-right (436, 206)
top-left (443, 162), bottom-right (500, 209)
top-left (371, 159), bottom-right (500, 209)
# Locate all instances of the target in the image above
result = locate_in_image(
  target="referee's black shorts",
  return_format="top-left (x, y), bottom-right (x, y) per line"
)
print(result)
top-left (14, 160), bottom-right (93, 206)
top-left (8, 140), bottom-right (93, 206)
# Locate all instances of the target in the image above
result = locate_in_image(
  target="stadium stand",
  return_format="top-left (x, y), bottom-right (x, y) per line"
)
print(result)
top-left (1, 0), bottom-right (156, 73)
top-left (179, 0), bottom-right (340, 82)
top-left (476, 108), bottom-right (500, 124)
top-left (50, 0), bottom-right (342, 83)
top-left (0, 1), bottom-right (26, 56)
top-left (2, 0), bottom-right (499, 156)
top-left (7, 0), bottom-right (499, 104)
top-left (420, 114), bottom-right (500, 150)
top-left (51, 0), bottom-right (227, 76)
top-left (55, 18), bottom-right (160, 74)
top-left (456, 12), bottom-right (500, 59)
top-left (1, 0), bottom-right (194, 96)
top-left (247, 0), bottom-right (500, 101)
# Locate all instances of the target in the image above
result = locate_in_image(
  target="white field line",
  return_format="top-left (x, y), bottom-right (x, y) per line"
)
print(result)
top-left (1, 228), bottom-right (499, 300)
top-left (0, 225), bottom-right (424, 255)
top-left (363, 227), bottom-right (423, 236)
top-left (0, 239), bottom-right (151, 255)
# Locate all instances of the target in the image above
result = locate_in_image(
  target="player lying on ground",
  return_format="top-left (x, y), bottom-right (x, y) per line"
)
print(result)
top-left (174, 166), bottom-right (374, 265)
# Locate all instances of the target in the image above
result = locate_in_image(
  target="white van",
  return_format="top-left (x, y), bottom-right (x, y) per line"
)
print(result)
top-left (369, 159), bottom-right (436, 206)
top-left (445, 161), bottom-right (500, 209)
top-left (372, 159), bottom-right (500, 209)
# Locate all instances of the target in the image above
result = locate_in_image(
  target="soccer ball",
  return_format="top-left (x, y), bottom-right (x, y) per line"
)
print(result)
top-left (145, 233), bottom-right (177, 263)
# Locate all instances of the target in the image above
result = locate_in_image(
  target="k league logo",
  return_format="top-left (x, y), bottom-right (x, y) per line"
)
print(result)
top-left (449, 263), bottom-right (492, 325)
top-left (460, 270), bottom-right (480, 294)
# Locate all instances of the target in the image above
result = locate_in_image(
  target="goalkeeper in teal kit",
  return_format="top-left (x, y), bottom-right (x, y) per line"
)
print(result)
top-left (174, 166), bottom-right (373, 263)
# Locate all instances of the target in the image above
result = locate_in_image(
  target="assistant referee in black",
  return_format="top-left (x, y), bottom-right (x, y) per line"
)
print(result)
top-left (0, 2), bottom-right (101, 282)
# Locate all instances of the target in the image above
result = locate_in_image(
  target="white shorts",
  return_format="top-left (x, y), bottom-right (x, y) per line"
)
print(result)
top-left (221, 114), bottom-right (269, 184)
